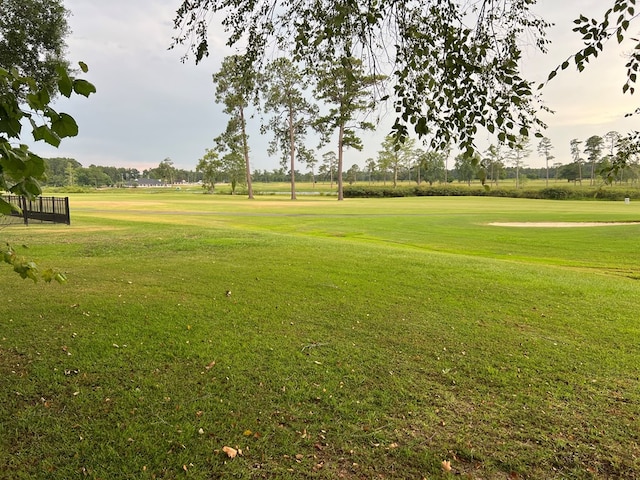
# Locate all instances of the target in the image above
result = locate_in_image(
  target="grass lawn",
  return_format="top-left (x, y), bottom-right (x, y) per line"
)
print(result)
top-left (1, 192), bottom-right (639, 479)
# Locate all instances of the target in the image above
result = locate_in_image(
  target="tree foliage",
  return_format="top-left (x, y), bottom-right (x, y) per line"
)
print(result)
top-left (1, 243), bottom-right (67, 283)
top-left (0, 63), bottom-right (95, 213)
top-left (261, 57), bottom-right (317, 200)
top-left (418, 150), bottom-right (447, 186)
top-left (173, 0), bottom-right (550, 155)
top-left (313, 56), bottom-right (383, 200)
top-left (0, 62), bottom-right (94, 282)
top-left (537, 137), bottom-right (554, 186)
top-left (545, 0), bottom-right (640, 97)
top-left (0, 0), bottom-right (70, 99)
top-left (377, 136), bottom-right (415, 188)
top-left (212, 55), bottom-right (256, 198)
top-left (483, 144), bottom-right (505, 186)
top-left (506, 136), bottom-right (531, 189)
top-left (584, 135), bottom-right (604, 185)
top-left (542, 1), bottom-right (640, 178)
top-left (196, 149), bottom-right (224, 193)
top-left (214, 119), bottom-right (247, 194)
top-left (454, 153), bottom-right (479, 186)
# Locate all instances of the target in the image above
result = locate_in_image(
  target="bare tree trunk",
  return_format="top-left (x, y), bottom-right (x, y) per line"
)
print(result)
top-left (578, 162), bottom-right (583, 185)
top-left (289, 106), bottom-right (296, 200)
top-left (545, 158), bottom-right (549, 187)
top-left (337, 124), bottom-right (344, 201)
top-left (239, 107), bottom-right (254, 199)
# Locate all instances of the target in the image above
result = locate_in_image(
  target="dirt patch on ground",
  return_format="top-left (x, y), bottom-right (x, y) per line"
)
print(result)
top-left (489, 222), bottom-right (640, 228)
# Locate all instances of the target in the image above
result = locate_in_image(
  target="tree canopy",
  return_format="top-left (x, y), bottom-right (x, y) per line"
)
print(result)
top-left (174, 0), bottom-right (550, 155)
top-left (212, 55), bottom-right (256, 198)
top-left (0, 0), bottom-right (70, 98)
top-left (174, 1), bottom-right (640, 162)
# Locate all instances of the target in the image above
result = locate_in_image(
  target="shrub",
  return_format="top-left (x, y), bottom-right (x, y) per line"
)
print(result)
top-left (342, 184), bottom-right (640, 201)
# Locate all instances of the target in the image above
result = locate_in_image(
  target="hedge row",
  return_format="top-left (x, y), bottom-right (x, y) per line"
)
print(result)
top-left (342, 185), bottom-right (640, 201)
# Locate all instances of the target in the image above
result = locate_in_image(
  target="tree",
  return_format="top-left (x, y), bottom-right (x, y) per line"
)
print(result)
top-left (0, 0), bottom-right (70, 99)
top-left (550, 2), bottom-right (639, 100)
top-left (320, 151), bottom-right (337, 188)
top-left (569, 139), bottom-right (584, 185)
top-left (454, 154), bottom-right (478, 186)
top-left (607, 133), bottom-right (640, 183)
top-left (221, 150), bottom-right (246, 194)
top-left (506, 136), bottom-right (531, 189)
top-left (197, 149), bottom-right (223, 193)
top-left (378, 136), bottom-right (415, 188)
top-left (420, 151), bottom-right (447, 186)
top-left (261, 58), bottom-right (318, 200)
top-left (537, 137), bottom-right (554, 187)
top-left (313, 57), bottom-right (383, 200)
top-left (173, 0), bottom-right (549, 156)
top-left (483, 144), bottom-right (505, 186)
top-left (558, 162), bottom-right (582, 183)
top-left (365, 158), bottom-right (376, 184)
top-left (212, 55), bottom-right (257, 199)
top-left (155, 158), bottom-right (176, 185)
top-left (584, 135), bottom-right (604, 186)
top-left (552, 162), bottom-right (563, 183)
top-left (304, 151), bottom-right (319, 186)
top-left (214, 115), bottom-right (249, 194)
top-left (346, 164), bottom-right (360, 185)
top-left (43, 157), bottom-right (81, 186)
top-left (76, 165), bottom-right (112, 188)
top-left (64, 161), bottom-right (77, 186)
top-left (545, 6), bottom-right (640, 179)
top-left (604, 131), bottom-right (621, 157)
top-left (175, 0), bottom-right (640, 168)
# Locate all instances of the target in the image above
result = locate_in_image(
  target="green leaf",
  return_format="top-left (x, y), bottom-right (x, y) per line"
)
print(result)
top-left (0, 114), bottom-right (22, 138)
top-left (73, 79), bottom-right (96, 97)
top-left (32, 125), bottom-right (61, 147)
top-left (57, 67), bottom-right (73, 97)
top-left (26, 88), bottom-right (51, 110)
top-left (51, 113), bottom-right (79, 138)
top-left (0, 198), bottom-right (13, 215)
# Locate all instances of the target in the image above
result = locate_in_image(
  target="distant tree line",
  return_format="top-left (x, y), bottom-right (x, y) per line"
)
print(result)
top-left (42, 128), bottom-right (640, 190)
top-left (41, 157), bottom-right (205, 188)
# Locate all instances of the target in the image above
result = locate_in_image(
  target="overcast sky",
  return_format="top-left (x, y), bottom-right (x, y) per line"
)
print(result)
top-left (30, 0), bottom-right (637, 172)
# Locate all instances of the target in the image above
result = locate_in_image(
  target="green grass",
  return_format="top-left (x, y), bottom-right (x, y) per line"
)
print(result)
top-left (1, 193), bottom-right (639, 479)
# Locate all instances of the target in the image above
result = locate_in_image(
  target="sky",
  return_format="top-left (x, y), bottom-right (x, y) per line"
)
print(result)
top-left (29, 0), bottom-right (638, 173)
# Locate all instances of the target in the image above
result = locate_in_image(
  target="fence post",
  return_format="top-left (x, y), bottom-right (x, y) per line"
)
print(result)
top-left (64, 197), bottom-right (70, 225)
top-left (21, 196), bottom-right (28, 225)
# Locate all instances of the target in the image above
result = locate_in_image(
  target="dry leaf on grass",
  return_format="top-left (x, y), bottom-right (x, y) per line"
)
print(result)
top-left (205, 361), bottom-right (216, 370)
top-left (222, 446), bottom-right (237, 458)
top-left (441, 460), bottom-right (452, 472)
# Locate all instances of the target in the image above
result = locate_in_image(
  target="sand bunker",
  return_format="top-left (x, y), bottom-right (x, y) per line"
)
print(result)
top-left (489, 222), bottom-right (639, 228)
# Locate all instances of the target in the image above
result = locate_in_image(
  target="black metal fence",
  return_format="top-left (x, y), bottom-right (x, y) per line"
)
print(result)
top-left (2, 195), bottom-right (70, 225)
